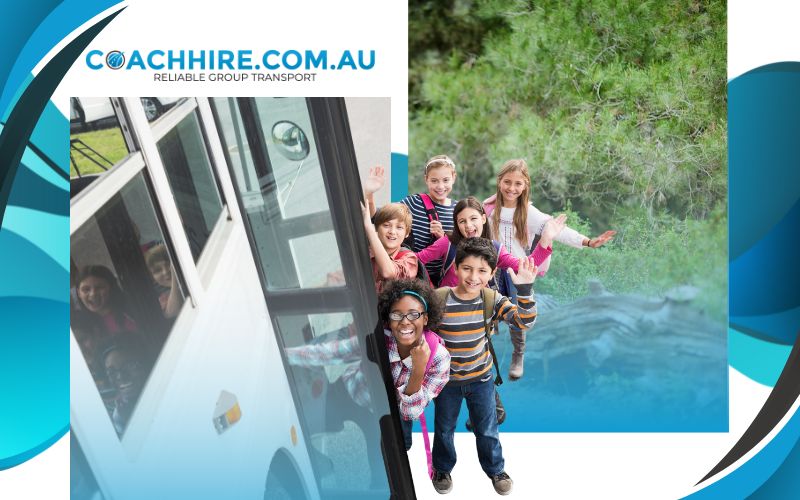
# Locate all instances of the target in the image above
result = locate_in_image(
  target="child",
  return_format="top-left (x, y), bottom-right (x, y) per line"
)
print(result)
top-left (377, 279), bottom-right (450, 454)
top-left (72, 265), bottom-right (138, 337)
top-left (144, 244), bottom-right (183, 319)
top-left (431, 238), bottom-right (538, 495)
top-left (398, 155), bottom-right (459, 285)
top-left (416, 196), bottom-right (565, 289)
top-left (483, 159), bottom-right (615, 378)
top-left (361, 201), bottom-right (419, 292)
top-left (484, 158), bottom-right (616, 270)
top-left (102, 338), bottom-right (152, 436)
top-left (71, 265), bottom-right (140, 403)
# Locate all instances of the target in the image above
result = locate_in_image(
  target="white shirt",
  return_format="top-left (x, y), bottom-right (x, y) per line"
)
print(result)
top-left (496, 204), bottom-right (586, 273)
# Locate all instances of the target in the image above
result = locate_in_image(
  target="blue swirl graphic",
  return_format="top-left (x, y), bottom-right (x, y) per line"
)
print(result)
top-left (729, 62), bottom-right (800, 347)
top-left (0, 0), bottom-right (125, 470)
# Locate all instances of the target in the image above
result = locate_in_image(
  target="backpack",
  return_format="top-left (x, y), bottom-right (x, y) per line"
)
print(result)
top-left (434, 287), bottom-right (503, 386)
top-left (404, 193), bottom-right (440, 252)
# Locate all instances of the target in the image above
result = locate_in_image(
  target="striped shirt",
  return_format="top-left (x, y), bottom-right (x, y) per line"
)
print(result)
top-left (400, 194), bottom-right (456, 284)
top-left (437, 285), bottom-right (537, 385)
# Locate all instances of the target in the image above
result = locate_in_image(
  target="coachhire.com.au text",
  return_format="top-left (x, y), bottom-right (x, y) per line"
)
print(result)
top-left (86, 49), bottom-right (376, 71)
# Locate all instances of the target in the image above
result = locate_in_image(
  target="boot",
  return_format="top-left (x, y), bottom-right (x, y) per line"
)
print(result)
top-left (509, 330), bottom-right (525, 380)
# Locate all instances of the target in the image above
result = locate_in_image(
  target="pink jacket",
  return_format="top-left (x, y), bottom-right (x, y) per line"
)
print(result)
top-left (416, 235), bottom-right (552, 288)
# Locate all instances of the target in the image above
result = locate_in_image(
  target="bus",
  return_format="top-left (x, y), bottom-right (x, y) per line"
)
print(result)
top-left (69, 96), bottom-right (414, 499)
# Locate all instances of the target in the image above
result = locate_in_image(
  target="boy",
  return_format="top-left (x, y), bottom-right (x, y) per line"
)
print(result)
top-left (432, 238), bottom-right (538, 495)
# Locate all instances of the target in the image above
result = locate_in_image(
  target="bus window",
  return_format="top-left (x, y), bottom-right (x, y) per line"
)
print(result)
top-left (211, 97), bottom-right (396, 497)
top-left (254, 98), bottom-right (328, 220)
top-left (211, 97), bottom-right (346, 291)
top-left (70, 97), bottom-right (133, 198)
top-left (281, 313), bottom-right (384, 491)
top-left (140, 97), bottom-right (184, 122)
top-left (210, 97), bottom-right (258, 196)
top-left (155, 110), bottom-right (224, 262)
top-left (70, 171), bottom-right (185, 438)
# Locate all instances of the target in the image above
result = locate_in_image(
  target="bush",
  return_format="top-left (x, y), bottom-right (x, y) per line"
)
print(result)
top-left (534, 204), bottom-right (727, 321)
top-left (409, 0), bottom-right (727, 225)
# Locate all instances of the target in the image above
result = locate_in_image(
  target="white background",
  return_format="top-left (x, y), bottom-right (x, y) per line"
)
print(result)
top-left (3, 1), bottom-right (798, 498)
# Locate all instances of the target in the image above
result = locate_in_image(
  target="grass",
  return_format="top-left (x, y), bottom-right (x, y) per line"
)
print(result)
top-left (70, 126), bottom-right (129, 177)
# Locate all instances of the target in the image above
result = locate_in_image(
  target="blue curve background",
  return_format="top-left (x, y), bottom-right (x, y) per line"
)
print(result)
top-left (0, 1), bottom-right (798, 498)
top-left (0, 0), bottom-right (122, 470)
top-left (682, 62), bottom-right (800, 498)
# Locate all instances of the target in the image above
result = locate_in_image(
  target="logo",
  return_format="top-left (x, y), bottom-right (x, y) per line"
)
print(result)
top-left (105, 50), bottom-right (125, 70)
top-left (85, 49), bottom-right (377, 72)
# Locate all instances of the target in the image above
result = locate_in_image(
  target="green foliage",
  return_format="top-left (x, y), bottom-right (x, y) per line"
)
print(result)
top-left (535, 204), bottom-right (728, 322)
top-left (409, 1), bottom-right (728, 319)
top-left (409, 0), bottom-right (727, 226)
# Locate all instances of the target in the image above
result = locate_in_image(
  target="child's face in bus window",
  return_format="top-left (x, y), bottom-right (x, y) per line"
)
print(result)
top-left (104, 348), bottom-right (145, 402)
top-left (424, 166), bottom-right (455, 204)
top-left (78, 276), bottom-right (111, 314)
top-left (499, 170), bottom-right (528, 205)
top-left (377, 218), bottom-right (408, 253)
top-left (388, 295), bottom-right (427, 350)
top-left (149, 259), bottom-right (172, 288)
top-left (456, 208), bottom-right (486, 239)
top-left (454, 255), bottom-right (494, 298)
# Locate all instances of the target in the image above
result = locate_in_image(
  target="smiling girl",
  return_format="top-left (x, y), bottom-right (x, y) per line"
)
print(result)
top-left (484, 159), bottom-right (615, 274)
top-left (483, 159), bottom-right (615, 378)
top-left (416, 196), bottom-right (565, 289)
top-left (399, 155), bottom-right (459, 285)
top-left (377, 278), bottom-right (450, 455)
top-left (73, 265), bottom-right (138, 336)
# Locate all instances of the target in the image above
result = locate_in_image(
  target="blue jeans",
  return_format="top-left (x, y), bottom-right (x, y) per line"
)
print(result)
top-left (400, 418), bottom-right (413, 451)
top-left (432, 375), bottom-right (504, 477)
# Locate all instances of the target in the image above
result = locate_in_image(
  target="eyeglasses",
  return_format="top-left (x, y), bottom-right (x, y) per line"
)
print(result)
top-left (389, 311), bottom-right (425, 322)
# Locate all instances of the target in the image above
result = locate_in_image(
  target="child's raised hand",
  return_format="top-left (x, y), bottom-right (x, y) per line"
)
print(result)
top-left (410, 335), bottom-right (431, 369)
top-left (508, 257), bottom-right (537, 286)
top-left (364, 166), bottom-right (386, 195)
top-left (430, 219), bottom-right (445, 239)
top-left (360, 201), bottom-right (374, 231)
top-left (588, 230), bottom-right (616, 248)
top-left (540, 214), bottom-right (567, 247)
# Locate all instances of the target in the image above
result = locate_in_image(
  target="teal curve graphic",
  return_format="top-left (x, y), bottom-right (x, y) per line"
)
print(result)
top-left (0, 2), bottom-right (125, 470)
top-left (0, 0), bottom-right (123, 120)
top-left (729, 328), bottom-right (791, 387)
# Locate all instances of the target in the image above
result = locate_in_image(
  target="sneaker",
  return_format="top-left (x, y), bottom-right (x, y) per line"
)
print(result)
top-left (491, 471), bottom-right (513, 495)
top-left (432, 470), bottom-right (453, 494)
top-left (508, 352), bottom-right (524, 380)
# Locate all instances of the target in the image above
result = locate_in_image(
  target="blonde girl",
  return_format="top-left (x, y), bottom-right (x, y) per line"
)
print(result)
top-left (483, 159), bottom-right (615, 378)
top-left (399, 155), bottom-right (459, 286)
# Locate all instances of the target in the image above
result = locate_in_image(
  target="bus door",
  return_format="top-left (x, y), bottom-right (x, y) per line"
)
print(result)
top-left (210, 97), bottom-right (414, 499)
